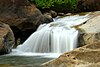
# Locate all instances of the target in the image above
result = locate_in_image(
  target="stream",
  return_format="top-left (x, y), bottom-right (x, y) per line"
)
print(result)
top-left (0, 14), bottom-right (89, 67)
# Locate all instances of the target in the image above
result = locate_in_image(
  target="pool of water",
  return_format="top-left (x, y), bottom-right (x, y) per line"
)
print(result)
top-left (0, 55), bottom-right (53, 67)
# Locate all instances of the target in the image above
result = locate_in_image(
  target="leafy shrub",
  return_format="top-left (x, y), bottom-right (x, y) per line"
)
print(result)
top-left (29, 0), bottom-right (78, 13)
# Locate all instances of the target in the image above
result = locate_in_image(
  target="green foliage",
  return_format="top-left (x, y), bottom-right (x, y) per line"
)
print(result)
top-left (29, 0), bottom-right (78, 12)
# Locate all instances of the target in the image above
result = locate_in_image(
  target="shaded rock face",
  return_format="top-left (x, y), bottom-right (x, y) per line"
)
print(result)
top-left (0, 0), bottom-right (53, 44)
top-left (0, 22), bottom-right (15, 54)
top-left (78, 12), bottom-right (100, 46)
top-left (42, 41), bottom-right (100, 67)
top-left (78, 0), bottom-right (100, 12)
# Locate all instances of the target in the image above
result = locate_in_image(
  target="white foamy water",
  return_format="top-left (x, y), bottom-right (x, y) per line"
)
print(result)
top-left (5, 49), bottom-right (61, 58)
top-left (7, 14), bottom-right (89, 58)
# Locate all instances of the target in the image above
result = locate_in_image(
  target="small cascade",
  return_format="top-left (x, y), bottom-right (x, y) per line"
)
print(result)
top-left (16, 14), bottom-right (89, 53)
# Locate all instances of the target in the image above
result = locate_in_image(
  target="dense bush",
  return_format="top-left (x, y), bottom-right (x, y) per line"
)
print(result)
top-left (29, 0), bottom-right (78, 13)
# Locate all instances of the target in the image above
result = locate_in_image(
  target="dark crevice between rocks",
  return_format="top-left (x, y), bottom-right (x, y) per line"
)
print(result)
top-left (10, 26), bottom-right (35, 47)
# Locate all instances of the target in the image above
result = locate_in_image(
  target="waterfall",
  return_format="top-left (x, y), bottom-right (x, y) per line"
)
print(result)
top-left (16, 14), bottom-right (89, 53)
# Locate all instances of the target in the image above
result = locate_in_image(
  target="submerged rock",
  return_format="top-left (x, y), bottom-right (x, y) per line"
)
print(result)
top-left (0, 22), bottom-right (15, 54)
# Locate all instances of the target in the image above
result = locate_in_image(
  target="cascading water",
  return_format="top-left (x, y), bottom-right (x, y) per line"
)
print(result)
top-left (6, 14), bottom-right (89, 57)
top-left (17, 23), bottom-right (78, 53)
top-left (15, 14), bottom-right (89, 53)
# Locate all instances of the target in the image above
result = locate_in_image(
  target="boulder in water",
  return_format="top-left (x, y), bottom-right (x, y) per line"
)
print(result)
top-left (0, 22), bottom-right (15, 55)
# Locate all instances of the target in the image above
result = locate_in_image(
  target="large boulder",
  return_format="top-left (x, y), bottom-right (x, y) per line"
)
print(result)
top-left (0, 22), bottom-right (15, 54)
top-left (0, 0), bottom-right (53, 44)
top-left (0, 0), bottom-right (53, 31)
top-left (42, 41), bottom-right (100, 67)
top-left (78, 11), bottom-right (100, 46)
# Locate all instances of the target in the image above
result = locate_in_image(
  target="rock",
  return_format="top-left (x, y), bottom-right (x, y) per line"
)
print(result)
top-left (42, 41), bottom-right (100, 67)
top-left (49, 10), bottom-right (57, 18)
top-left (0, 22), bottom-right (15, 54)
top-left (78, 12), bottom-right (100, 46)
top-left (65, 13), bottom-right (72, 16)
top-left (58, 13), bottom-right (65, 16)
top-left (78, 0), bottom-right (100, 12)
top-left (57, 13), bottom-right (72, 16)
